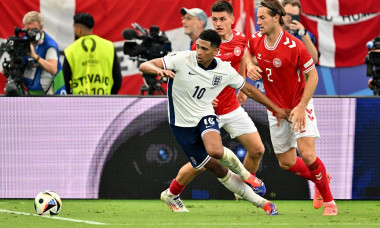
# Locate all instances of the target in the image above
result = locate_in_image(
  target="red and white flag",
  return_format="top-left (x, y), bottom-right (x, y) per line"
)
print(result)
top-left (300, 0), bottom-right (380, 67)
top-left (231, 0), bottom-right (256, 38)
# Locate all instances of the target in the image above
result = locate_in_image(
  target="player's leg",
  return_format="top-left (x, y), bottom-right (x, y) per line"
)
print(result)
top-left (220, 108), bottom-right (266, 195)
top-left (203, 156), bottom-right (278, 215)
top-left (201, 117), bottom-right (276, 214)
top-left (165, 162), bottom-right (205, 199)
top-left (219, 106), bottom-right (265, 175)
top-left (238, 132), bottom-right (265, 175)
top-left (268, 110), bottom-right (312, 179)
top-left (297, 137), bottom-right (337, 215)
top-left (161, 124), bottom-right (212, 212)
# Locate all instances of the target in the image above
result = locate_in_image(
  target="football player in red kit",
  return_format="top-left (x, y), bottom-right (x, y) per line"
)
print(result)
top-left (245, 0), bottom-right (337, 216)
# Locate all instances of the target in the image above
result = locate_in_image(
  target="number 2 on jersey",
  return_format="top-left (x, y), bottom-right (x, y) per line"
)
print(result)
top-left (266, 68), bottom-right (273, 82)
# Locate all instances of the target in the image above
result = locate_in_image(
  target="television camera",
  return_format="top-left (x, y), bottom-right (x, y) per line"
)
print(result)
top-left (365, 36), bottom-right (380, 95)
top-left (122, 23), bottom-right (172, 95)
top-left (1, 27), bottom-right (41, 96)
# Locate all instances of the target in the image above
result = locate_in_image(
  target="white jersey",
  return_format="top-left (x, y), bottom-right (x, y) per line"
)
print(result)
top-left (162, 50), bottom-right (245, 127)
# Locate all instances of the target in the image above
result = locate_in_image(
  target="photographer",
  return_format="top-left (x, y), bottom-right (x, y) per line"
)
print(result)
top-left (365, 47), bottom-right (380, 94)
top-left (282, 0), bottom-right (319, 64)
top-left (22, 11), bottom-right (64, 94)
top-left (63, 13), bottom-right (122, 95)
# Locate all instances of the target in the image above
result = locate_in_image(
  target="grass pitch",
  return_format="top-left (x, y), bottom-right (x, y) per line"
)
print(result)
top-left (0, 199), bottom-right (379, 227)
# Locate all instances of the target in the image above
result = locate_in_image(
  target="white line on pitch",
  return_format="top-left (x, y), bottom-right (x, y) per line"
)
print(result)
top-left (0, 209), bottom-right (108, 225)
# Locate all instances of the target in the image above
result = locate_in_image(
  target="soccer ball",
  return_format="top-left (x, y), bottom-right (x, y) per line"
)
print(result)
top-left (34, 190), bottom-right (62, 215)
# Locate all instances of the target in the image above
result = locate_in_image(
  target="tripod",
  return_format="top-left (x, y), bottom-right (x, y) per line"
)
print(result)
top-left (139, 73), bottom-right (167, 95)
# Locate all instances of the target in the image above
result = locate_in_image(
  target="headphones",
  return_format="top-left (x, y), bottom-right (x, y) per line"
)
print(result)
top-left (27, 28), bottom-right (43, 44)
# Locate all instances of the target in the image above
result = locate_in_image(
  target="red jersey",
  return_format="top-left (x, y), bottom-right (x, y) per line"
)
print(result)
top-left (214, 29), bottom-right (247, 115)
top-left (247, 29), bottom-right (315, 109)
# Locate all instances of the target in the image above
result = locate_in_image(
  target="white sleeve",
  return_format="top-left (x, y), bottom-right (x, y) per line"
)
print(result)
top-left (227, 66), bottom-right (245, 90)
top-left (162, 52), bottom-right (181, 70)
top-left (45, 47), bottom-right (58, 60)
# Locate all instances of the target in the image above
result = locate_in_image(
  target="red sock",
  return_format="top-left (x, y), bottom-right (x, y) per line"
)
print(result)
top-left (307, 157), bottom-right (334, 203)
top-left (169, 178), bottom-right (185, 196)
top-left (288, 157), bottom-right (312, 180)
top-left (251, 172), bottom-right (256, 177)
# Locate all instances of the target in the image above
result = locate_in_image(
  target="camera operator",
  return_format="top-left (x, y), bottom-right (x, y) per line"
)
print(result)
top-left (282, 0), bottom-right (319, 64)
top-left (365, 46), bottom-right (380, 94)
top-left (22, 11), bottom-right (64, 94)
top-left (63, 13), bottom-right (122, 95)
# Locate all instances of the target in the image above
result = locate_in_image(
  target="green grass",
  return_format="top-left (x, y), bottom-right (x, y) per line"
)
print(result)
top-left (0, 199), bottom-right (380, 227)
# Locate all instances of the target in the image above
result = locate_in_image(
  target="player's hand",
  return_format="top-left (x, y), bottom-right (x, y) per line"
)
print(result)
top-left (212, 98), bottom-right (219, 107)
top-left (246, 64), bottom-right (262, 81)
top-left (289, 105), bottom-right (306, 132)
top-left (237, 90), bottom-right (247, 106)
top-left (156, 69), bottom-right (175, 79)
top-left (274, 108), bottom-right (291, 127)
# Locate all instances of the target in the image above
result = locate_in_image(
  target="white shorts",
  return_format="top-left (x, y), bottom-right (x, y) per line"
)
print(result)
top-left (268, 99), bottom-right (320, 154)
top-left (218, 106), bottom-right (258, 139)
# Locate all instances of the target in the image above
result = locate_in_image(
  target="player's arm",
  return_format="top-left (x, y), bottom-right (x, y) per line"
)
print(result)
top-left (245, 50), bottom-right (263, 81)
top-left (289, 67), bottom-right (318, 131)
top-left (236, 55), bottom-right (247, 105)
top-left (139, 58), bottom-right (175, 78)
top-left (241, 83), bottom-right (289, 126)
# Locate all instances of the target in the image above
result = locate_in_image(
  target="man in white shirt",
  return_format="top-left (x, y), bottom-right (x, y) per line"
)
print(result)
top-left (139, 29), bottom-right (288, 215)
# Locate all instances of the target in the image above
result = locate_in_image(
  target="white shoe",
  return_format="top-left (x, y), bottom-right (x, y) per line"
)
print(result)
top-left (160, 189), bottom-right (189, 212)
top-left (234, 193), bottom-right (245, 201)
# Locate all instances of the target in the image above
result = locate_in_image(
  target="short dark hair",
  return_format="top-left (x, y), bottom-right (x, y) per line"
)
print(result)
top-left (74, 12), bottom-right (94, 29)
top-left (199, 29), bottom-right (221, 48)
top-left (211, 0), bottom-right (233, 15)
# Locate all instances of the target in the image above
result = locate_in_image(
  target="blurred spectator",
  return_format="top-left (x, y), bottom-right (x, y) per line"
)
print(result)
top-left (63, 13), bottom-right (122, 95)
top-left (282, 0), bottom-right (319, 63)
top-left (180, 8), bottom-right (208, 50)
top-left (22, 11), bottom-right (65, 95)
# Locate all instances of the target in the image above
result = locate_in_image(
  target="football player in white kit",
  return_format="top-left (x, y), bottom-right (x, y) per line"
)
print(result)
top-left (140, 29), bottom-right (288, 215)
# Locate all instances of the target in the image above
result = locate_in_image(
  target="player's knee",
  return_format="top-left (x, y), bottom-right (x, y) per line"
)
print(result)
top-left (278, 160), bottom-right (293, 170)
top-left (205, 159), bottom-right (228, 178)
top-left (300, 152), bottom-right (316, 165)
top-left (246, 144), bottom-right (265, 159)
top-left (206, 146), bottom-right (224, 159)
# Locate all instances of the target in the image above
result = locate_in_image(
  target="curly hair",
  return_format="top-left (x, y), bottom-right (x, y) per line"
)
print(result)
top-left (198, 29), bottom-right (222, 48)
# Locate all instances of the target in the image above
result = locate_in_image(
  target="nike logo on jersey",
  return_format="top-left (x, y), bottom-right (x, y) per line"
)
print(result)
top-left (189, 71), bottom-right (196, 75)
top-left (316, 173), bottom-right (322, 181)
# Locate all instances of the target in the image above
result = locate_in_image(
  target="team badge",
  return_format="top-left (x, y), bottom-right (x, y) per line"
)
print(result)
top-left (234, 47), bottom-right (241, 56)
top-left (212, 75), bottom-right (222, 87)
top-left (273, 58), bottom-right (282, 68)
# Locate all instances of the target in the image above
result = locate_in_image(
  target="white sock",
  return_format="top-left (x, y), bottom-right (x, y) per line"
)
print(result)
top-left (166, 189), bottom-right (177, 198)
top-left (218, 169), bottom-right (267, 208)
top-left (218, 147), bottom-right (251, 181)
